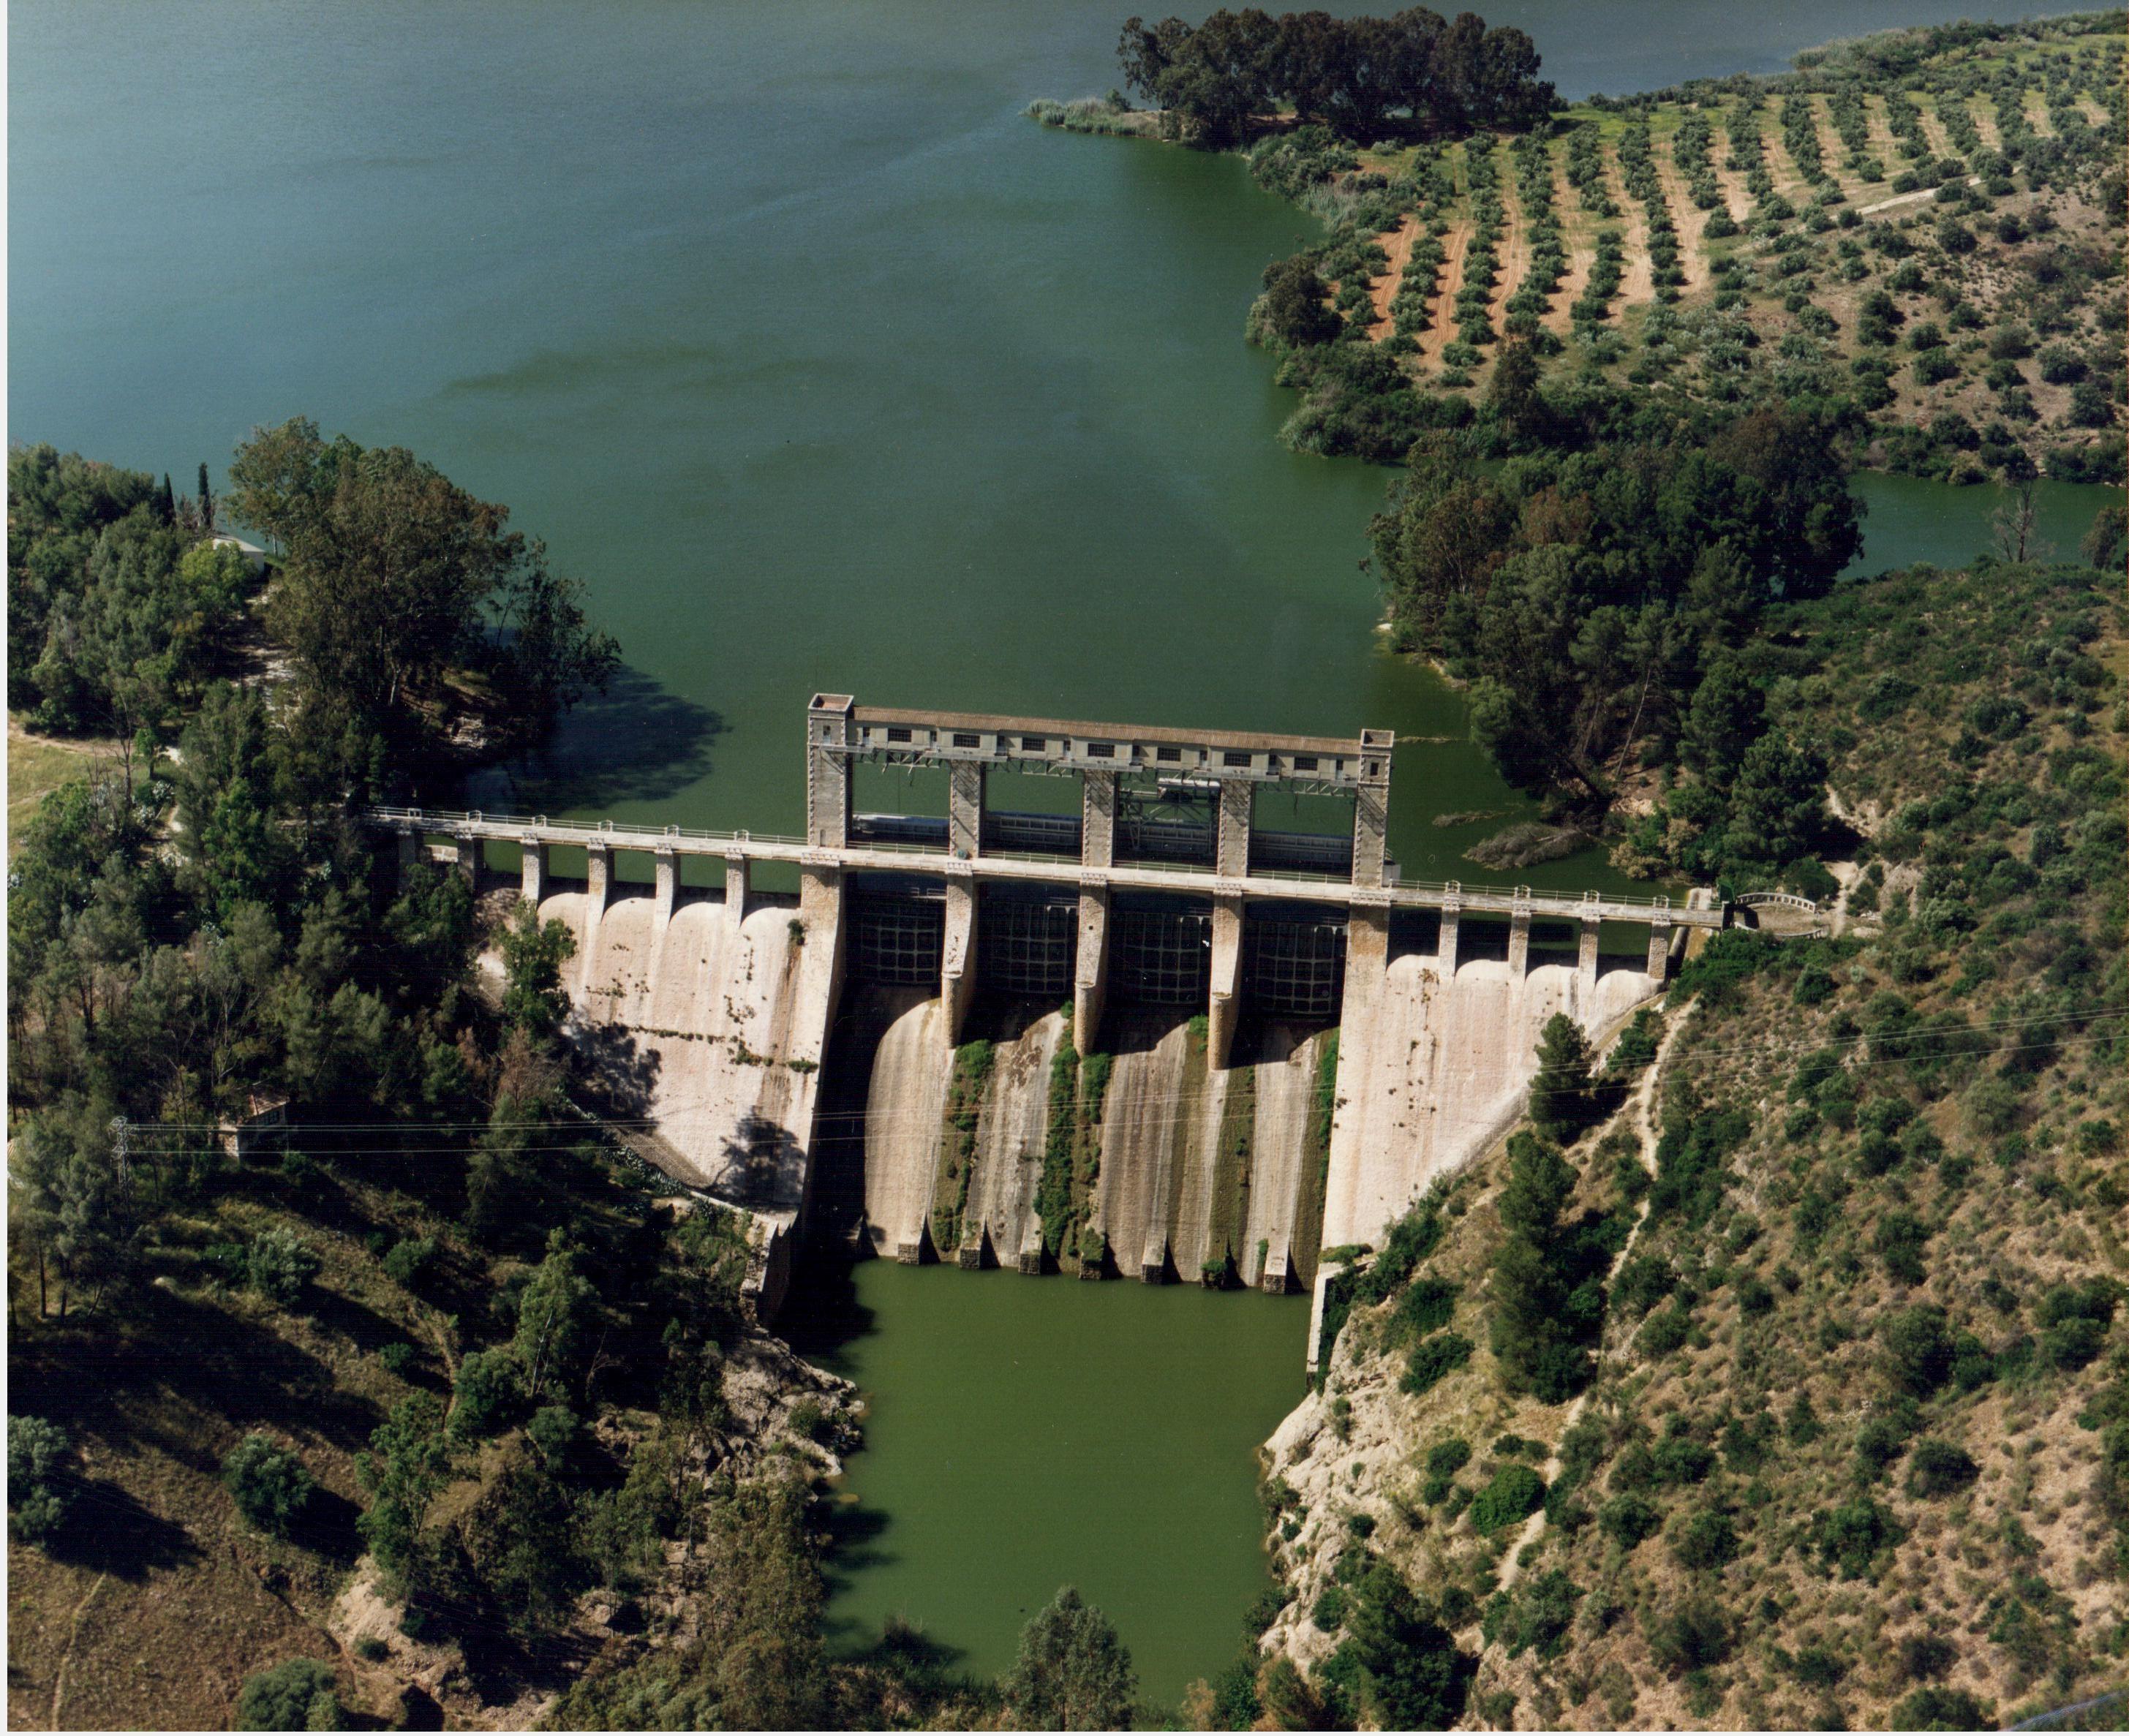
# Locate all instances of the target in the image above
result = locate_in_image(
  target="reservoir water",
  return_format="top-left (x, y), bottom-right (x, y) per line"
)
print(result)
top-left (10, 0), bottom-right (2120, 1707)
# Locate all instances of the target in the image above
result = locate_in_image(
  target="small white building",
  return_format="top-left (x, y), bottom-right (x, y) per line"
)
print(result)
top-left (209, 534), bottom-right (270, 578)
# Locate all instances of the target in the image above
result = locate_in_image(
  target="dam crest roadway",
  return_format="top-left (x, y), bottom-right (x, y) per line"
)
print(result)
top-left (370, 695), bottom-right (1723, 1340)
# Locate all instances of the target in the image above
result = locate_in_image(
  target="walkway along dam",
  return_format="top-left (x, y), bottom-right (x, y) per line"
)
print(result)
top-left (370, 695), bottom-right (1723, 1338)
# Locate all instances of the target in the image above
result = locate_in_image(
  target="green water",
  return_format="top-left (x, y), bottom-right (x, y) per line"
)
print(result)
top-left (11, 0), bottom-right (2122, 1705)
top-left (784, 1261), bottom-right (1306, 1707)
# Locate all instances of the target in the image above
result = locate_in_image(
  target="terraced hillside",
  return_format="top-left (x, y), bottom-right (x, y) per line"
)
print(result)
top-left (1227, 14), bottom-right (2127, 483)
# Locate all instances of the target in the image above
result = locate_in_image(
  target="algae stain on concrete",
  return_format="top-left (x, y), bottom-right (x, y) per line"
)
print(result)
top-left (786, 1259), bottom-right (1305, 1709)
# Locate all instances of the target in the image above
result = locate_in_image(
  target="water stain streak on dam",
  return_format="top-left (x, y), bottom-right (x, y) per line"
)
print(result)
top-left (374, 695), bottom-right (1719, 1335)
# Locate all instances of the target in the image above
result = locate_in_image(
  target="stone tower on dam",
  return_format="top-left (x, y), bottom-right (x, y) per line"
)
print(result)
top-left (374, 695), bottom-right (1720, 1324)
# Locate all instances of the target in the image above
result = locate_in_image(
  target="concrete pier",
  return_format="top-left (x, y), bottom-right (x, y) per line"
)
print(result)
top-left (725, 853), bottom-right (750, 928)
top-left (941, 870), bottom-right (976, 1044)
top-left (1082, 770), bottom-right (1116, 869)
top-left (521, 839), bottom-right (547, 906)
top-left (1216, 780), bottom-right (1251, 879)
top-left (1507, 905), bottom-right (1531, 977)
top-left (654, 847), bottom-right (679, 925)
top-left (1579, 914), bottom-right (1600, 986)
top-left (1207, 894), bottom-right (1243, 1070)
top-left (1074, 881), bottom-right (1109, 1057)
top-left (1646, 915), bottom-right (1673, 980)
top-left (1437, 899), bottom-right (1461, 975)
top-left (1351, 730), bottom-right (1393, 887)
top-left (454, 830), bottom-right (481, 888)
top-left (949, 761), bottom-right (984, 858)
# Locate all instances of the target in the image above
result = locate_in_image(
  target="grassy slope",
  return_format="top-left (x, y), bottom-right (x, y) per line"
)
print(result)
top-left (7, 716), bottom-right (115, 855)
top-left (1273, 555), bottom-right (2126, 1729)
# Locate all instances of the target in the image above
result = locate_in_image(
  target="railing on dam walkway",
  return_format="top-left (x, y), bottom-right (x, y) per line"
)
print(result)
top-left (365, 806), bottom-right (1725, 928)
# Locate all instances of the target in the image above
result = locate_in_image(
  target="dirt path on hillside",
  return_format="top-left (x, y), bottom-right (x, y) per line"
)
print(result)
top-left (2023, 91), bottom-right (2057, 137)
top-left (1368, 213), bottom-right (1422, 341)
top-left (1606, 142), bottom-right (1657, 312)
top-left (1414, 218), bottom-right (1474, 367)
top-left (1862, 92), bottom-right (1903, 162)
top-left (1970, 93), bottom-right (2004, 150)
top-left (1809, 94), bottom-right (1872, 205)
top-left (1543, 147), bottom-right (1594, 336)
top-left (1915, 96), bottom-right (1954, 157)
top-left (1488, 1001), bottom-right (1695, 1602)
top-left (1486, 160), bottom-right (1529, 335)
top-left (1651, 139), bottom-right (1710, 290)
top-left (1711, 107), bottom-right (1754, 219)
top-left (1762, 117), bottom-right (1815, 202)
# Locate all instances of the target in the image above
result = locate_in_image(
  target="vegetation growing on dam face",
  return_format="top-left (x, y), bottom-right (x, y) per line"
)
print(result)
top-left (1236, 549), bottom-right (2126, 1732)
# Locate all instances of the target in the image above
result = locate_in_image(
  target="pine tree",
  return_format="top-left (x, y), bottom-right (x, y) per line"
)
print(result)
top-left (197, 461), bottom-right (215, 530)
top-left (1530, 1012), bottom-right (1595, 1144)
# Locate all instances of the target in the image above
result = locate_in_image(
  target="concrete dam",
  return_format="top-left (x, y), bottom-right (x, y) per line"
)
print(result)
top-left (374, 695), bottom-right (1721, 1322)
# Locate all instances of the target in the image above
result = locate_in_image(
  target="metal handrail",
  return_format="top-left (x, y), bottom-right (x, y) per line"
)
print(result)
top-left (367, 807), bottom-right (1702, 916)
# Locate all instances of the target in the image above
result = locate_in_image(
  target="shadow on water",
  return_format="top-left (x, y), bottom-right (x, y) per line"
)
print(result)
top-left (467, 663), bottom-right (725, 812)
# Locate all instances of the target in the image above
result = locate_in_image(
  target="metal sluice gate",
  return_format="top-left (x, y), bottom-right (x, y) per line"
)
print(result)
top-left (1244, 910), bottom-right (1348, 1021)
top-left (847, 878), bottom-right (944, 986)
top-left (977, 885), bottom-right (1077, 1000)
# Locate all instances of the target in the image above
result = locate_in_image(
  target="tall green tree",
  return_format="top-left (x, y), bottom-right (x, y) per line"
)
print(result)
top-left (1001, 1586), bottom-right (1141, 1730)
top-left (1529, 1013), bottom-right (1597, 1144)
top-left (227, 418), bottom-right (617, 755)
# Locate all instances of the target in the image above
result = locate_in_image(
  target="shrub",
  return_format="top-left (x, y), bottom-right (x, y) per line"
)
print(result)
top-left (1671, 1507), bottom-right (1737, 1570)
top-left (1905, 1439), bottom-right (1980, 1498)
top-left (235, 1659), bottom-right (344, 1732)
top-left (222, 1434), bottom-right (317, 1536)
top-left (1647, 1596), bottom-right (1732, 1675)
top-left (377, 1343), bottom-right (415, 1377)
top-left (380, 1237), bottom-right (436, 1288)
top-left (1899, 1634), bottom-right (1957, 1680)
top-left (1400, 1331), bottom-right (1474, 1397)
top-left (1816, 1496), bottom-right (1902, 1578)
top-left (1390, 1277), bottom-right (1459, 1340)
top-left (7, 1415), bottom-right (75, 1544)
top-left (1423, 1438), bottom-right (1472, 1503)
top-left (1881, 1305), bottom-right (1954, 1396)
top-left (1892, 1686), bottom-right (1994, 1731)
top-left (1469, 1463), bottom-right (1546, 1536)
top-left (353, 1636), bottom-right (389, 1663)
top-left (1599, 1493), bottom-right (1660, 1548)
top-left (248, 1228), bottom-right (320, 1306)
top-left (448, 1348), bottom-right (522, 1440)
top-left (1312, 1585), bottom-right (1348, 1631)
top-left (527, 1404), bottom-right (581, 1468)
top-left (1638, 1303), bottom-right (1692, 1358)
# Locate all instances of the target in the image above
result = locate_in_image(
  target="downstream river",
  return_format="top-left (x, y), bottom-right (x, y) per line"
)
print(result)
top-left (11, 0), bottom-right (2119, 1707)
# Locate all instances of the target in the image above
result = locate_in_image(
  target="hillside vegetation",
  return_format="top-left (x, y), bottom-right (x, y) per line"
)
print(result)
top-left (1252, 14), bottom-right (2128, 483)
top-left (1224, 553), bottom-right (2127, 1730)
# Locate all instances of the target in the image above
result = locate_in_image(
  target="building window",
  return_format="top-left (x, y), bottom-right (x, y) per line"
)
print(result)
top-left (1222, 750), bottom-right (1251, 769)
top-left (887, 727), bottom-right (912, 744)
top-left (952, 732), bottom-right (981, 748)
top-left (1022, 736), bottom-right (1047, 751)
top-left (1294, 754), bottom-right (1317, 771)
top-left (1156, 746), bottom-right (1181, 763)
top-left (1088, 742), bottom-right (1115, 758)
